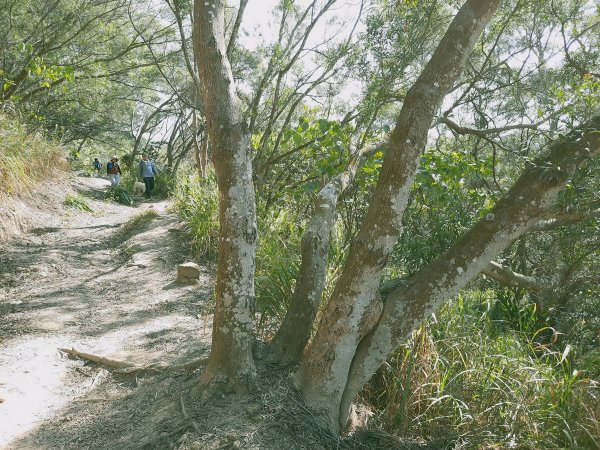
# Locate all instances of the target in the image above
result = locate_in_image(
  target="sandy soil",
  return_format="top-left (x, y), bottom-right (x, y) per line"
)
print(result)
top-left (0, 177), bottom-right (213, 449)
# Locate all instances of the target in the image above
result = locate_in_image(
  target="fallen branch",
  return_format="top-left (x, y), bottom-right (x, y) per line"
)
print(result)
top-left (58, 347), bottom-right (208, 375)
top-left (58, 347), bottom-right (135, 369)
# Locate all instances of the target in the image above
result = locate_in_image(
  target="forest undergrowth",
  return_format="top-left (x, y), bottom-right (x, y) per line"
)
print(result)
top-left (174, 173), bottom-right (600, 449)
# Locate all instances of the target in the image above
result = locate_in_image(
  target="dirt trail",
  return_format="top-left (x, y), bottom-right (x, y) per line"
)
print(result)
top-left (0, 177), bottom-right (213, 449)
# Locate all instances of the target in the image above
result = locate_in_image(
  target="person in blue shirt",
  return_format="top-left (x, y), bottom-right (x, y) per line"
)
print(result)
top-left (138, 153), bottom-right (158, 198)
top-left (93, 158), bottom-right (101, 176)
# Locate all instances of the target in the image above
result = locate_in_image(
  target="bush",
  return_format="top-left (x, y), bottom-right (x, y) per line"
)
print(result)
top-left (361, 291), bottom-right (600, 449)
top-left (254, 210), bottom-right (303, 337)
top-left (173, 170), bottom-right (219, 260)
top-left (153, 166), bottom-right (177, 197)
top-left (105, 186), bottom-right (134, 206)
top-left (64, 193), bottom-right (92, 211)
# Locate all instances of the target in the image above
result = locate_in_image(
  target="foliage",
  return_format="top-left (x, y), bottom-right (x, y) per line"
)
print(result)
top-left (105, 186), bottom-right (134, 206)
top-left (0, 111), bottom-right (67, 196)
top-left (64, 194), bottom-right (92, 212)
top-left (255, 115), bottom-right (354, 214)
top-left (152, 166), bottom-right (177, 198)
top-left (173, 171), bottom-right (219, 260)
top-left (390, 147), bottom-right (495, 276)
top-left (0, 0), bottom-right (178, 162)
top-left (255, 210), bottom-right (303, 337)
top-left (361, 291), bottom-right (600, 449)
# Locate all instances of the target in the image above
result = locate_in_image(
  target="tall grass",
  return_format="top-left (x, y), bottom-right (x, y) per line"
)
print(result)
top-left (361, 290), bottom-right (600, 449)
top-left (255, 209), bottom-right (303, 337)
top-left (173, 170), bottom-right (219, 260)
top-left (0, 111), bottom-right (67, 196)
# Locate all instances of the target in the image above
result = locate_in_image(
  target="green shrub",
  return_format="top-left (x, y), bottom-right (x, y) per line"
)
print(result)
top-left (64, 193), bottom-right (92, 212)
top-left (106, 186), bottom-right (134, 206)
top-left (173, 170), bottom-right (219, 260)
top-left (254, 210), bottom-right (303, 337)
top-left (153, 166), bottom-right (176, 197)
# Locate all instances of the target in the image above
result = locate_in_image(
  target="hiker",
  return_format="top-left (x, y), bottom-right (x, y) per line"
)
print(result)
top-left (107, 157), bottom-right (122, 187)
top-left (138, 153), bottom-right (158, 198)
top-left (93, 158), bottom-right (101, 176)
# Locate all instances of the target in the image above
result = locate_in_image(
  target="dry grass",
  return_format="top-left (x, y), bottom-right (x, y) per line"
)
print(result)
top-left (0, 111), bottom-right (68, 197)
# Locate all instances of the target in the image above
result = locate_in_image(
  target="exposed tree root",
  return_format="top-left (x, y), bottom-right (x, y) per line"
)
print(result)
top-left (180, 395), bottom-right (200, 432)
top-left (58, 347), bottom-right (208, 376)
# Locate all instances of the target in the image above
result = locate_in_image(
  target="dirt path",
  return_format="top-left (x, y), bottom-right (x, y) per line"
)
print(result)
top-left (0, 178), bottom-right (213, 449)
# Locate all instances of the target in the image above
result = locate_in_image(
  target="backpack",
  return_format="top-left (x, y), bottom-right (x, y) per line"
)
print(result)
top-left (106, 162), bottom-right (113, 174)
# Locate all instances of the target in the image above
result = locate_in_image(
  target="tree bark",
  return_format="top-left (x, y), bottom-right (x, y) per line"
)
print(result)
top-left (270, 142), bottom-right (386, 365)
top-left (339, 115), bottom-right (600, 429)
top-left (193, 0), bottom-right (257, 394)
top-left (295, 0), bottom-right (503, 431)
top-left (481, 261), bottom-right (565, 291)
top-left (192, 109), bottom-right (205, 178)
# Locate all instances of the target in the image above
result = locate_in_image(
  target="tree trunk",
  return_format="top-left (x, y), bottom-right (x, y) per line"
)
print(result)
top-left (270, 142), bottom-right (385, 365)
top-left (295, 0), bottom-right (502, 431)
top-left (193, 0), bottom-right (257, 394)
top-left (338, 114), bottom-right (600, 428)
top-left (192, 109), bottom-right (204, 178)
top-left (201, 134), bottom-right (208, 178)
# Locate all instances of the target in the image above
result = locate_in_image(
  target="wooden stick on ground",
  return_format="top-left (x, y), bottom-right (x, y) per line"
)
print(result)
top-left (58, 347), bottom-right (135, 369)
top-left (58, 347), bottom-right (209, 375)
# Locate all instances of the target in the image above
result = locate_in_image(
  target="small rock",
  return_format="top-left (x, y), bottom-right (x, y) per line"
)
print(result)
top-left (177, 262), bottom-right (201, 283)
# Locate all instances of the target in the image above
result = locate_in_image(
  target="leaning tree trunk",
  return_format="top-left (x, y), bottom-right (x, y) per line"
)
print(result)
top-left (193, 0), bottom-right (257, 393)
top-left (339, 116), bottom-right (600, 426)
top-left (270, 142), bottom-right (385, 365)
top-left (295, 0), bottom-right (503, 431)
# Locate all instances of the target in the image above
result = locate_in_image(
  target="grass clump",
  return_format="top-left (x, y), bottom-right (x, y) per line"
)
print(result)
top-left (361, 290), bottom-right (600, 449)
top-left (254, 210), bottom-right (302, 337)
top-left (0, 111), bottom-right (68, 196)
top-left (173, 170), bottom-right (219, 260)
top-left (64, 193), bottom-right (92, 212)
top-left (106, 186), bottom-right (134, 206)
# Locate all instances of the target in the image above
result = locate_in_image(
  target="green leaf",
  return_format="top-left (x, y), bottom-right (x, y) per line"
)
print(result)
top-left (318, 119), bottom-right (330, 133)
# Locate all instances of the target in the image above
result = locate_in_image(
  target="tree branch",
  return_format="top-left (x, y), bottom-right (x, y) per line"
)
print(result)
top-left (481, 260), bottom-right (564, 290)
top-left (342, 114), bottom-right (600, 429)
top-left (528, 209), bottom-right (600, 231)
top-left (226, 0), bottom-right (248, 58)
top-left (270, 140), bottom-right (387, 364)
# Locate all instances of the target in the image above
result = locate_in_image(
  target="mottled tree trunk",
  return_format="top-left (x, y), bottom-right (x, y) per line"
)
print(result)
top-left (193, 0), bottom-right (257, 393)
top-left (295, 0), bottom-right (503, 431)
top-left (339, 116), bottom-right (600, 426)
top-left (270, 143), bottom-right (385, 365)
